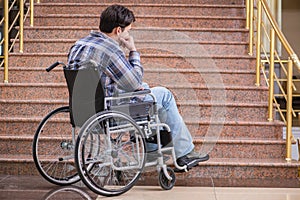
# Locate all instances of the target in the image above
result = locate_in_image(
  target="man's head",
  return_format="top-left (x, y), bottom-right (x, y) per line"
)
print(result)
top-left (99, 4), bottom-right (135, 34)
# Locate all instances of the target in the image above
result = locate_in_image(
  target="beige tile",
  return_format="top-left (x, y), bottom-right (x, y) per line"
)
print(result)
top-left (215, 187), bottom-right (300, 200)
top-left (96, 186), bottom-right (300, 200)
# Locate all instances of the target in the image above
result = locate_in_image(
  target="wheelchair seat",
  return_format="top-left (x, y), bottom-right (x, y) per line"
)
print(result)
top-left (109, 101), bottom-right (153, 120)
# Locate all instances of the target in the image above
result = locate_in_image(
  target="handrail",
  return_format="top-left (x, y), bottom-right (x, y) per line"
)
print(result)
top-left (3, 0), bottom-right (9, 83)
top-left (30, 0), bottom-right (34, 26)
top-left (0, 0), bottom-right (39, 83)
top-left (260, 0), bottom-right (300, 69)
top-left (247, 0), bottom-right (300, 162)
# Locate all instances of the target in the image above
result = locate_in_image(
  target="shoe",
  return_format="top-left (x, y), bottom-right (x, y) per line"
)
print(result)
top-left (175, 149), bottom-right (209, 172)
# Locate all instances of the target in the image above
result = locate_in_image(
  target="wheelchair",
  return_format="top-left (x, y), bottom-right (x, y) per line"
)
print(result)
top-left (32, 61), bottom-right (188, 197)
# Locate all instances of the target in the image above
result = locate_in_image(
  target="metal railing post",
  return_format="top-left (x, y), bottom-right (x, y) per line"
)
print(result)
top-left (3, 0), bottom-right (9, 83)
top-left (246, 0), bottom-right (250, 29)
top-left (248, 0), bottom-right (254, 56)
top-left (286, 59), bottom-right (293, 162)
top-left (268, 28), bottom-right (275, 121)
top-left (30, 0), bottom-right (34, 26)
top-left (19, 0), bottom-right (24, 53)
top-left (255, 0), bottom-right (262, 87)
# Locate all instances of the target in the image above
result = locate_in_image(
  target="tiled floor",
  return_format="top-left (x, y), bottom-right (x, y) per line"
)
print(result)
top-left (0, 175), bottom-right (300, 200)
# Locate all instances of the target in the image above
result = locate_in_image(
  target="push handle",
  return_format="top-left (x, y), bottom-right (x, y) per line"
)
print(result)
top-left (46, 61), bottom-right (65, 72)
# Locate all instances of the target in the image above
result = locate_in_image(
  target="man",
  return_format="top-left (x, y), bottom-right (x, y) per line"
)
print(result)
top-left (67, 4), bottom-right (209, 171)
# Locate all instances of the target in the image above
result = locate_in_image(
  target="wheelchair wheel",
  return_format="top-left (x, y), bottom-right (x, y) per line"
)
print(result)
top-left (158, 167), bottom-right (176, 190)
top-left (75, 111), bottom-right (146, 197)
top-left (32, 106), bottom-right (80, 185)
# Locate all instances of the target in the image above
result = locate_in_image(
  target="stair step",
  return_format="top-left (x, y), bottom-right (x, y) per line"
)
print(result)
top-left (144, 69), bottom-right (256, 86)
top-left (0, 99), bottom-right (67, 118)
top-left (0, 117), bottom-right (41, 137)
top-left (0, 155), bottom-right (38, 175)
top-left (0, 115), bottom-right (282, 140)
top-left (178, 101), bottom-right (269, 122)
top-left (188, 120), bottom-right (283, 139)
top-left (139, 41), bottom-right (248, 55)
top-left (1, 156), bottom-right (298, 181)
top-left (0, 82), bottom-right (268, 103)
top-left (193, 138), bottom-right (285, 159)
top-left (141, 158), bottom-right (300, 184)
top-left (8, 53), bottom-right (256, 71)
top-left (0, 135), bottom-right (285, 159)
top-left (196, 158), bottom-right (299, 180)
top-left (27, 14), bottom-right (245, 29)
top-left (3, 159), bottom-right (299, 187)
top-left (35, 3), bottom-right (245, 17)
top-left (16, 39), bottom-right (248, 55)
top-left (0, 99), bottom-right (269, 122)
top-left (23, 26), bottom-right (249, 43)
top-left (1, 67), bottom-right (256, 86)
top-left (0, 83), bottom-right (68, 100)
top-left (41, 0), bottom-right (245, 4)
top-left (170, 85), bottom-right (269, 103)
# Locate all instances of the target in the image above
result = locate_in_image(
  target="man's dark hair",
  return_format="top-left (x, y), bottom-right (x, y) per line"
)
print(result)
top-left (99, 4), bottom-right (136, 33)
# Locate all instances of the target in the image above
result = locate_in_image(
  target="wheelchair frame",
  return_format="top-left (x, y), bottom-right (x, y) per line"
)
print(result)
top-left (32, 61), bottom-right (187, 197)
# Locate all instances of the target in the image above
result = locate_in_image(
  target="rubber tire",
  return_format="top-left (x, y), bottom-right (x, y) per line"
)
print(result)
top-left (159, 167), bottom-right (176, 190)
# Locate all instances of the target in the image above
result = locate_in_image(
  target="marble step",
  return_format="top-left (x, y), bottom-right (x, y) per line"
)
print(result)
top-left (34, 3), bottom-right (245, 17)
top-left (15, 39), bottom-right (248, 55)
top-left (0, 67), bottom-right (257, 87)
top-left (140, 158), bottom-right (300, 186)
top-left (0, 82), bottom-right (268, 103)
top-left (27, 14), bottom-right (245, 29)
top-left (144, 69), bottom-right (256, 86)
top-left (178, 101), bottom-right (269, 122)
top-left (8, 53), bottom-right (256, 71)
top-left (1, 157), bottom-right (298, 182)
top-left (39, 0), bottom-right (245, 5)
top-left (0, 99), bottom-right (270, 122)
top-left (0, 115), bottom-right (283, 139)
top-left (23, 26), bottom-right (249, 43)
top-left (0, 135), bottom-right (285, 159)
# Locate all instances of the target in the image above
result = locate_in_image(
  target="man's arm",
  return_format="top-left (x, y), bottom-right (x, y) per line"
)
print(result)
top-left (105, 49), bottom-right (143, 92)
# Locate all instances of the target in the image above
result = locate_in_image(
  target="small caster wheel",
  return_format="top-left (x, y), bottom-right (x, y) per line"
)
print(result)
top-left (158, 167), bottom-right (176, 190)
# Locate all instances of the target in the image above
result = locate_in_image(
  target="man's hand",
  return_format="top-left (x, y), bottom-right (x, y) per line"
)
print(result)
top-left (119, 32), bottom-right (137, 52)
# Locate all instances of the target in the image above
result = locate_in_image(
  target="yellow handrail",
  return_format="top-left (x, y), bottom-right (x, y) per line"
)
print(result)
top-left (248, 0), bottom-right (254, 56)
top-left (20, 0), bottom-right (24, 53)
top-left (3, 0), bottom-right (9, 83)
top-left (255, 0), bottom-right (262, 87)
top-left (268, 28), bottom-right (275, 122)
top-left (248, 0), bottom-right (300, 161)
top-left (286, 59), bottom-right (293, 162)
top-left (1, 0), bottom-right (39, 83)
top-left (30, 0), bottom-right (34, 26)
top-left (260, 0), bottom-right (300, 69)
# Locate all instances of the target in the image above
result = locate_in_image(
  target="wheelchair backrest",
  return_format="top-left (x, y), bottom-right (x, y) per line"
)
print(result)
top-left (63, 61), bottom-right (104, 127)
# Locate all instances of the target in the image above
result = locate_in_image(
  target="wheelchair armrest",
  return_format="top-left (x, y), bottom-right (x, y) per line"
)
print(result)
top-left (117, 89), bottom-right (151, 98)
top-left (104, 89), bottom-right (155, 110)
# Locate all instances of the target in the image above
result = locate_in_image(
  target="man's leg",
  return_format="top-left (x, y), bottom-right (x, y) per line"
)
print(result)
top-left (145, 86), bottom-right (209, 170)
top-left (145, 86), bottom-right (194, 158)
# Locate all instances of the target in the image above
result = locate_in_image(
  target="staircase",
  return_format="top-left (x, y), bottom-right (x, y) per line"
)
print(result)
top-left (1, 0), bottom-right (299, 187)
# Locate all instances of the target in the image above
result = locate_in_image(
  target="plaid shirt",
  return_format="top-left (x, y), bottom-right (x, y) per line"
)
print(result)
top-left (67, 31), bottom-right (143, 97)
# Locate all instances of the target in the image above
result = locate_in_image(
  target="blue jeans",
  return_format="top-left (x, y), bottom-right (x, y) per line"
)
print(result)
top-left (144, 85), bottom-right (194, 158)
